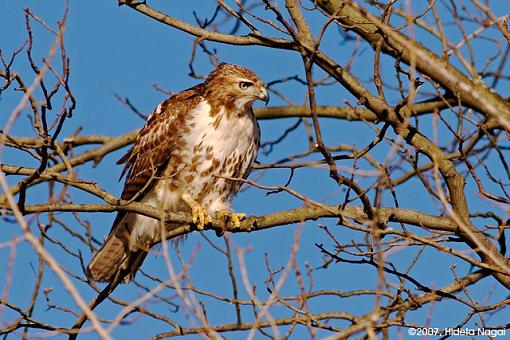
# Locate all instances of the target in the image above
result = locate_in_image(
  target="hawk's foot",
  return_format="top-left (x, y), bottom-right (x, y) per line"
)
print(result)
top-left (182, 194), bottom-right (212, 230)
top-left (216, 211), bottom-right (246, 230)
top-left (192, 204), bottom-right (212, 230)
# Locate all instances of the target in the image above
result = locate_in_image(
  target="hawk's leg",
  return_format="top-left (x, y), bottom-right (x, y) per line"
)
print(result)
top-left (216, 210), bottom-right (246, 229)
top-left (182, 193), bottom-right (212, 230)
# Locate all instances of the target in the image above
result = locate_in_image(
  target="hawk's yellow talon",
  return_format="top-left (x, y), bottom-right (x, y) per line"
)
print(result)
top-left (192, 204), bottom-right (212, 230)
top-left (217, 211), bottom-right (245, 229)
top-left (183, 194), bottom-right (212, 230)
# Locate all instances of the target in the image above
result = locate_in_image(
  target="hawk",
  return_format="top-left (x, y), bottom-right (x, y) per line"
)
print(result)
top-left (86, 63), bottom-right (267, 283)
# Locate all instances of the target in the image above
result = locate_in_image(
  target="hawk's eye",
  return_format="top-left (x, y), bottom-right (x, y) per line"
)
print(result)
top-left (239, 81), bottom-right (253, 90)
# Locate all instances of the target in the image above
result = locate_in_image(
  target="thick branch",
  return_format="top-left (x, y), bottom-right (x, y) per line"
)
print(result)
top-left (315, 0), bottom-right (510, 127)
top-left (0, 200), bottom-right (458, 236)
top-left (254, 99), bottom-right (454, 121)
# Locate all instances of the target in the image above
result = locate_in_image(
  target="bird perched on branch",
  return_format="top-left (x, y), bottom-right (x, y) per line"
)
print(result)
top-left (86, 63), bottom-right (268, 283)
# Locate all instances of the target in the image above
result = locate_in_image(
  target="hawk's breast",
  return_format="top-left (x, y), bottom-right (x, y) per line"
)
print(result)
top-left (157, 100), bottom-right (259, 214)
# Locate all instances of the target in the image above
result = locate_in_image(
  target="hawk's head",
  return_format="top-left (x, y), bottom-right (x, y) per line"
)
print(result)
top-left (204, 63), bottom-right (269, 111)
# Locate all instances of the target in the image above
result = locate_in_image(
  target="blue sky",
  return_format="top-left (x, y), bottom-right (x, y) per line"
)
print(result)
top-left (1, 1), bottom-right (510, 339)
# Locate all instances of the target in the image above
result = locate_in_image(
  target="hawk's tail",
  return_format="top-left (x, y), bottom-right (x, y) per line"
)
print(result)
top-left (86, 222), bottom-right (148, 283)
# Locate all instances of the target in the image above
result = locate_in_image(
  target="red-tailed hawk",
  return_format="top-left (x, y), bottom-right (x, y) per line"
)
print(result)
top-left (86, 63), bottom-right (267, 283)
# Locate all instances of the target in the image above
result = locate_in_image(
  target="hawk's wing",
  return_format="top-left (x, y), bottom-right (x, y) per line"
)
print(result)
top-left (118, 84), bottom-right (203, 203)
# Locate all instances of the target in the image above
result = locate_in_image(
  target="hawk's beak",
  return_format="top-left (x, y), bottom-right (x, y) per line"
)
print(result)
top-left (258, 87), bottom-right (269, 105)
